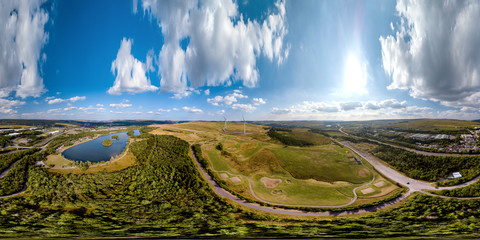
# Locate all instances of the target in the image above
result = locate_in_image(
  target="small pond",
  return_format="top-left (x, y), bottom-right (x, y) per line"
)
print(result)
top-left (62, 130), bottom-right (140, 162)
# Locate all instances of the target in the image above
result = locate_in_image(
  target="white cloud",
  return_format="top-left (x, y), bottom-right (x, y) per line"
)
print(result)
top-left (252, 97), bottom-right (266, 106)
top-left (47, 96), bottom-right (86, 104)
top-left (271, 107), bottom-right (291, 115)
top-left (96, 104), bottom-right (104, 107)
top-left (207, 89), bottom-right (248, 106)
top-left (182, 106), bottom-right (203, 114)
top-left (109, 103), bottom-right (132, 109)
top-left (108, 38), bottom-right (159, 95)
top-left (170, 88), bottom-right (200, 99)
top-left (339, 102), bottom-right (362, 111)
top-left (69, 96), bottom-right (85, 102)
top-left (204, 89), bottom-right (210, 96)
top-left (0, 0), bottom-right (49, 98)
top-left (270, 99), bottom-right (411, 118)
top-left (140, 0), bottom-right (289, 92)
top-left (47, 98), bottom-right (64, 105)
top-left (364, 99), bottom-right (406, 110)
top-left (380, 0), bottom-right (480, 109)
top-left (63, 107), bottom-right (77, 111)
top-left (231, 103), bottom-right (256, 113)
top-left (0, 99), bottom-right (25, 114)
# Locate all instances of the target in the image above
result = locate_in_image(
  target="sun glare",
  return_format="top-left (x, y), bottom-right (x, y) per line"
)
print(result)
top-left (344, 55), bottom-right (367, 93)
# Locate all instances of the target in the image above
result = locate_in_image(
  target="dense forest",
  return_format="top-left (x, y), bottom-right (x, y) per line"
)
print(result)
top-left (0, 148), bottom-right (39, 173)
top-left (267, 128), bottom-right (313, 147)
top-left (1, 133), bottom-right (480, 238)
top-left (0, 151), bottom-right (42, 195)
top-left (0, 135), bottom-right (11, 148)
top-left (436, 182), bottom-right (480, 197)
top-left (371, 145), bottom-right (480, 182)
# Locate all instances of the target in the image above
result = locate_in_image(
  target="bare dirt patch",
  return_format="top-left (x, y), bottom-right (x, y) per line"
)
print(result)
top-left (361, 187), bottom-right (375, 194)
top-left (261, 177), bottom-right (282, 188)
top-left (220, 173), bottom-right (228, 179)
top-left (374, 181), bottom-right (386, 188)
top-left (230, 177), bottom-right (241, 183)
top-left (356, 168), bottom-right (370, 178)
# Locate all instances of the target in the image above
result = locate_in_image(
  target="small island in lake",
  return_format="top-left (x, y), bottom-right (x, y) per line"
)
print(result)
top-left (111, 135), bottom-right (119, 140)
top-left (102, 138), bottom-right (113, 147)
top-left (127, 130), bottom-right (135, 136)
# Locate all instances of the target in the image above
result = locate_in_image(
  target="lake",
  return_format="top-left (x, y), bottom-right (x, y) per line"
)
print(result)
top-left (62, 130), bottom-right (140, 162)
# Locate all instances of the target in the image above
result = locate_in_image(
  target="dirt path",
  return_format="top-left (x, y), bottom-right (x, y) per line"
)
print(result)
top-left (189, 138), bottom-right (480, 216)
top-left (204, 145), bottom-right (376, 208)
top-left (189, 144), bottom-right (413, 216)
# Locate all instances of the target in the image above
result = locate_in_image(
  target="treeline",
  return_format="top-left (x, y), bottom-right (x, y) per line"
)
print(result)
top-left (308, 128), bottom-right (334, 137)
top-left (0, 135), bottom-right (11, 148)
top-left (0, 151), bottom-right (42, 196)
top-left (435, 182), bottom-right (480, 197)
top-left (2, 135), bottom-right (480, 237)
top-left (267, 129), bottom-right (313, 147)
top-left (0, 148), bottom-right (40, 173)
top-left (0, 134), bottom-right (242, 237)
top-left (371, 145), bottom-right (480, 182)
top-left (45, 131), bottom-right (98, 154)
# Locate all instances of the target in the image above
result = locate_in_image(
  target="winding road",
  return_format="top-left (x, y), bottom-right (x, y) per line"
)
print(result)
top-left (2, 126), bottom-right (480, 216)
top-left (206, 153), bottom-right (376, 208)
top-left (189, 130), bottom-right (480, 216)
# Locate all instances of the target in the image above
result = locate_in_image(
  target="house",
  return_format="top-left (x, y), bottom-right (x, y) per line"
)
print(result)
top-left (452, 172), bottom-right (462, 179)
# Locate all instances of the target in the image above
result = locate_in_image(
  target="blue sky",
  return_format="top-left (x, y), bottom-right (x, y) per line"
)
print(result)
top-left (1, 0), bottom-right (480, 121)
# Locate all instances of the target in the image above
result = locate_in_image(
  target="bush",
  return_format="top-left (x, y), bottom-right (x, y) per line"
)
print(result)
top-left (102, 139), bottom-right (113, 147)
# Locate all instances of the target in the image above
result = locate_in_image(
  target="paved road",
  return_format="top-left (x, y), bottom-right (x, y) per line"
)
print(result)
top-left (189, 144), bottom-right (416, 216)
top-left (339, 127), bottom-right (480, 157)
top-left (207, 153), bottom-right (376, 208)
top-left (0, 167), bottom-right (29, 199)
top-left (338, 141), bottom-right (480, 193)
top-left (0, 159), bottom-right (22, 178)
top-left (189, 138), bottom-right (480, 216)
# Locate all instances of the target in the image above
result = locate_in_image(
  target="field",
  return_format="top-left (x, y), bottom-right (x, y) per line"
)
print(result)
top-left (151, 122), bottom-right (399, 207)
top-left (387, 119), bottom-right (480, 131)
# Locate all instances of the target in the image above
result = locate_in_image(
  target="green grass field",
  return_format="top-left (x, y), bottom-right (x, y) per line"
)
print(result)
top-left (272, 144), bottom-right (373, 184)
top-left (150, 122), bottom-right (399, 207)
top-left (388, 119), bottom-right (480, 131)
top-left (148, 122), bottom-right (398, 206)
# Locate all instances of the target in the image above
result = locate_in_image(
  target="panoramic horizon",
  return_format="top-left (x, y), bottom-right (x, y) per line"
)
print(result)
top-left (2, 0), bottom-right (480, 121)
top-left (2, 1), bottom-right (480, 238)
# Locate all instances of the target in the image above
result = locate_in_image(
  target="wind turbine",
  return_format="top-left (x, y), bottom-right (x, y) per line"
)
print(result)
top-left (242, 115), bottom-right (246, 135)
top-left (223, 116), bottom-right (227, 131)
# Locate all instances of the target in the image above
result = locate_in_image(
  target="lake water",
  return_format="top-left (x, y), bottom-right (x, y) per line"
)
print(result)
top-left (62, 130), bottom-right (140, 162)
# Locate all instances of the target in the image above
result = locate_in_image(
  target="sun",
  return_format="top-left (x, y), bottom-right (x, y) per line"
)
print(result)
top-left (344, 54), bottom-right (367, 93)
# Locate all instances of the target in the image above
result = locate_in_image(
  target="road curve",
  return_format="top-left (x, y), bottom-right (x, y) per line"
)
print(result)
top-left (189, 139), bottom-right (480, 216)
top-left (0, 169), bottom-right (28, 199)
top-left (189, 144), bottom-right (414, 216)
top-left (208, 160), bottom-right (375, 208)
top-left (0, 159), bottom-right (22, 178)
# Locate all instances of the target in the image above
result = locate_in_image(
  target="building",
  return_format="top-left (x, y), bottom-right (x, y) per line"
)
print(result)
top-left (452, 172), bottom-right (462, 179)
